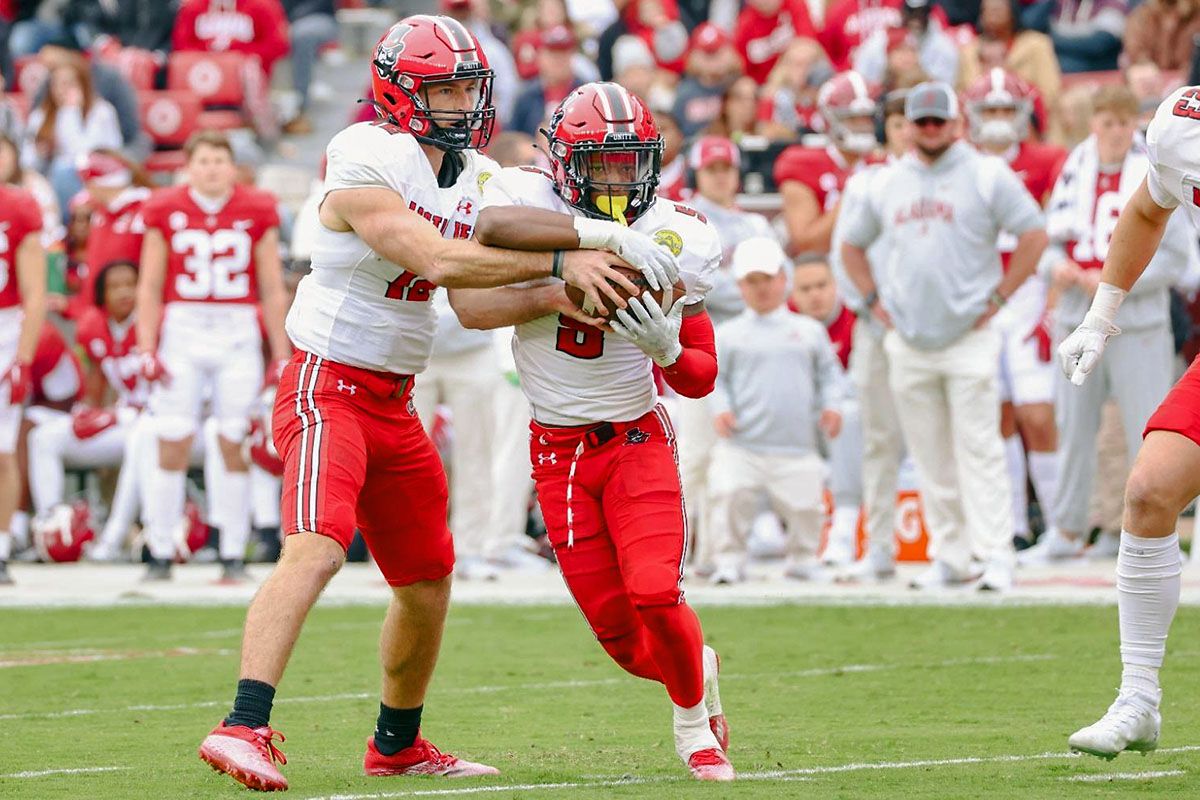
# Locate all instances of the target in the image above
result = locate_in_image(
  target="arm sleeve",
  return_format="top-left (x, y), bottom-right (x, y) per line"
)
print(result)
top-left (661, 310), bottom-right (718, 398)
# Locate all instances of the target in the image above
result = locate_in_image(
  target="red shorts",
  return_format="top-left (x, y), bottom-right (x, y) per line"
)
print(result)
top-left (531, 405), bottom-right (687, 639)
top-left (273, 351), bottom-right (453, 586)
top-left (1144, 353), bottom-right (1200, 446)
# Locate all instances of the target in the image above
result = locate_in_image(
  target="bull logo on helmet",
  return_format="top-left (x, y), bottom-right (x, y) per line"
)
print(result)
top-left (375, 24), bottom-right (413, 74)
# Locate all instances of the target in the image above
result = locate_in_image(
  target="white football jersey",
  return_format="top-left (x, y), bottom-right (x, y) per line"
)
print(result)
top-left (481, 166), bottom-right (721, 426)
top-left (286, 121), bottom-right (498, 374)
top-left (1146, 86), bottom-right (1200, 226)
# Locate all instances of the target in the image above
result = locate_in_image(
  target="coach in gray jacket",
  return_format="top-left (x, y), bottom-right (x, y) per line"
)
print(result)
top-left (840, 82), bottom-right (1049, 592)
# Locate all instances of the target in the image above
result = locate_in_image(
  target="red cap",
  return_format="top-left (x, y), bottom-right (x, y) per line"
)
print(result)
top-left (690, 22), bottom-right (731, 54)
top-left (76, 152), bottom-right (131, 187)
top-left (440, 0), bottom-right (471, 9)
top-left (539, 24), bottom-right (577, 51)
top-left (689, 136), bottom-right (740, 170)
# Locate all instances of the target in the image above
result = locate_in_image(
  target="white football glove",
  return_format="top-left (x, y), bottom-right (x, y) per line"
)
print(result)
top-left (609, 292), bottom-right (683, 367)
top-left (1057, 311), bottom-right (1121, 386)
top-left (573, 217), bottom-right (679, 291)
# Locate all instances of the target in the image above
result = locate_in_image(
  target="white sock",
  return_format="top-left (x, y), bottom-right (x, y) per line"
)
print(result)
top-left (217, 470), bottom-right (252, 561)
top-left (830, 505), bottom-right (860, 547)
top-left (1117, 531), bottom-right (1182, 706)
top-left (673, 700), bottom-right (719, 759)
top-left (1004, 435), bottom-right (1028, 536)
top-left (0, 531), bottom-right (10, 561)
top-left (1027, 450), bottom-right (1060, 528)
top-left (10, 510), bottom-right (29, 550)
top-left (143, 467), bottom-right (186, 561)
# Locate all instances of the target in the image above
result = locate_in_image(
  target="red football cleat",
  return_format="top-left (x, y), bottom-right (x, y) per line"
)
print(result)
top-left (687, 747), bottom-right (735, 781)
top-left (364, 735), bottom-right (500, 777)
top-left (198, 721), bottom-right (288, 792)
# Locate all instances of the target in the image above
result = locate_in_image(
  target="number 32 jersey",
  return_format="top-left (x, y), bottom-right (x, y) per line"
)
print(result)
top-left (140, 184), bottom-right (279, 305)
top-left (285, 121), bottom-right (498, 375)
top-left (481, 166), bottom-right (721, 426)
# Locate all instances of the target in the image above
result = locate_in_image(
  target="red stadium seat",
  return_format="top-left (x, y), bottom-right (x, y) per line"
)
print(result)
top-left (1060, 70), bottom-right (1124, 91)
top-left (166, 51), bottom-right (247, 108)
top-left (143, 149), bottom-right (188, 175)
top-left (139, 91), bottom-right (201, 148)
top-left (109, 48), bottom-right (162, 91)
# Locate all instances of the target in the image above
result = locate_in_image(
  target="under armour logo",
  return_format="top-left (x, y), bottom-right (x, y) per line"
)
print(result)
top-left (457, 198), bottom-right (473, 215)
top-left (537, 452), bottom-right (557, 465)
top-left (337, 380), bottom-right (357, 395)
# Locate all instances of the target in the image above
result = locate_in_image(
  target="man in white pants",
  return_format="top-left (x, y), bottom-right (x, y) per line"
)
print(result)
top-left (1023, 85), bottom-right (1193, 563)
top-left (841, 82), bottom-right (1048, 592)
top-left (707, 237), bottom-right (846, 583)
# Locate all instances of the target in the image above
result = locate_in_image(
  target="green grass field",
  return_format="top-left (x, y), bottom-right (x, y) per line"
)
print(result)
top-left (2, 603), bottom-right (1199, 798)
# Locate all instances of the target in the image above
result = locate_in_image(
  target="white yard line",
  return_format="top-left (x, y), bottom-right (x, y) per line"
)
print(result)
top-left (301, 747), bottom-right (1200, 800)
top-left (1065, 769), bottom-right (1186, 782)
top-left (3, 766), bottom-right (127, 779)
top-left (0, 647), bottom-right (234, 669)
top-left (0, 653), bottom-right (1055, 722)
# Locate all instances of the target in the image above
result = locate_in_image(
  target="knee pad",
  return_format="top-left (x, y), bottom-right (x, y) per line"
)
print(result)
top-left (625, 562), bottom-right (683, 608)
top-left (217, 417), bottom-right (250, 443)
top-left (153, 414), bottom-right (197, 441)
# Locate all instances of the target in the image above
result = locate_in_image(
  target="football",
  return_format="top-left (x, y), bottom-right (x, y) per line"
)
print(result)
top-left (564, 265), bottom-right (687, 317)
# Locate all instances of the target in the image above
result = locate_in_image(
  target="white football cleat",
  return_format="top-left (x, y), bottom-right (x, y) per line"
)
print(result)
top-left (1087, 531), bottom-right (1121, 559)
top-left (820, 533), bottom-right (855, 568)
top-left (455, 556), bottom-right (499, 581)
top-left (909, 560), bottom-right (979, 590)
top-left (709, 563), bottom-right (744, 586)
top-left (702, 645), bottom-right (729, 752)
top-left (839, 551), bottom-right (897, 583)
top-left (783, 558), bottom-right (832, 583)
top-left (1017, 529), bottom-right (1085, 565)
top-left (1069, 691), bottom-right (1161, 760)
top-left (977, 559), bottom-right (1014, 592)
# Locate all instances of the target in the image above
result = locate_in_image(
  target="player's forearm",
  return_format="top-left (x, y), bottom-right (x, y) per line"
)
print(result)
top-left (426, 241), bottom-right (555, 288)
top-left (135, 282), bottom-right (163, 353)
top-left (82, 365), bottom-right (108, 407)
top-left (15, 238), bottom-right (46, 363)
top-left (661, 310), bottom-right (717, 398)
top-left (998, 228), bottom-right (1048, 299)
top-left (450, 284), bottom-right (564, 330)
top-left (841, 242), bottom-right (876, 298)
top-left (474, 207), bottom-right (583, 251)
top-left (1099, 182), bottom-right (1173, 292)
top-left (786, 212), bottom-right (835, 256)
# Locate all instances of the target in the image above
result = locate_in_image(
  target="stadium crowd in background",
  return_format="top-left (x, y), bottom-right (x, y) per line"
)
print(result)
top-left (1, 0), bottom-right (1200, 594)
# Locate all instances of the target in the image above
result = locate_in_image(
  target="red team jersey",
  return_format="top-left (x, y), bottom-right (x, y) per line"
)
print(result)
top-left (734, 0), bottom-right (818, 84)
top-left (76, 306), bottom-right (144, 407)
top-left (0, 184), bottom-right (42, 310)
top-left (999, 140), bottom-right (1067, 268)
top-left (31, 323), bottom-right (84, 407)
top-left (82, 186), bottom-right (150, 308)
top-left (820, 0), bottom-right (904, 70)
top-left (1065, 169), bottom-right (1122, 271)
top-left (825, 304), bottom-right (856, 369)
top-left (140, 184), bottom-right (279, 306)
top-left (773, 146), bottom-right (863, 210)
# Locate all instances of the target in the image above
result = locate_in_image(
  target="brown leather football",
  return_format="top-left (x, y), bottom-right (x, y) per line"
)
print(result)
top-left (564, 266), bottom-right (687, 317)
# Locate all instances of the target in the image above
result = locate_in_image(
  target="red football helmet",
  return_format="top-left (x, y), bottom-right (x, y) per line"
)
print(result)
top-left (371, 14), bottom-right (495, 151)
top-left (818, 71), bottom-right (881, 155)
top-left (542, 82), bottom-right (663, 224)
top-left (33, 501), bottom-right (95, 563)
top-left (964, 68), bottom-right (1035, 147)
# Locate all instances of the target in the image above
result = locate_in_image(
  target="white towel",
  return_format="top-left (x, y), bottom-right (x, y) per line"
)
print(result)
top-left (1046, 135), bottom-right (1148, 245)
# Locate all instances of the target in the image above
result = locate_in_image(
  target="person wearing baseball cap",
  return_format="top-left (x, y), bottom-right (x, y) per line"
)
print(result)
top-left (839, 78), bottom-right (1049, 593)
top-left (673, 25), bottom-right (744, 138)
top-left (703, 235), bottom-right (847, 585)
top-left (510, 23), bottom-right (584, 136)
top-left (852, 0), bottom-right (959, 85)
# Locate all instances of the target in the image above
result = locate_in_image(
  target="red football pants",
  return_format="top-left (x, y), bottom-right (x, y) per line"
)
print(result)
top-left (531, 404), bottom-right (705, 707)
top-left (1145, 352), bottom-right (1200, 446)
top-left (273, 351), bottom-right (454, 586)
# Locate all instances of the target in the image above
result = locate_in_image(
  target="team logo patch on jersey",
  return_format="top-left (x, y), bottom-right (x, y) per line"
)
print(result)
top-left (624, 428), bottom-right (650, 445)
top-left (169, 211), bottom-right (189, 231)
top-left (653, 230), bottom-right (683, 257)
top-left (477, 171), bottom-right (493, 193)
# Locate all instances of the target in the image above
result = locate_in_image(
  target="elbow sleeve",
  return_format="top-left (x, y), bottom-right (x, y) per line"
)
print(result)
top-left (662, 311), bottom-right (718, 398)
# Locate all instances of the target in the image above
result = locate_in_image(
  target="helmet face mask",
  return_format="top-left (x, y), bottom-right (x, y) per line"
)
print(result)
top-left (371, 15), bottom-right (496, 151)
top-left (964, 69), bottom-right (1035, 148)
top-left (543, 83), bottom-right (664, 224)
top-left (818, 72), bottom-right (881, 156)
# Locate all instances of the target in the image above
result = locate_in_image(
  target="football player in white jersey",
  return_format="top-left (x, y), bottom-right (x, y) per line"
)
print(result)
top-left (1060, 85), bottom-right (1200, 759)
top-left (197, 18), bottom-right (678, 793)
top-left (451, 82), bottom-right (734, 782)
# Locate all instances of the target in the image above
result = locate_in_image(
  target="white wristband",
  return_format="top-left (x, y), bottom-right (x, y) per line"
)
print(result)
top-left (573, 217), bottom-right (616, 250)
top-left (1089, 282), bottom-right (1128, 325)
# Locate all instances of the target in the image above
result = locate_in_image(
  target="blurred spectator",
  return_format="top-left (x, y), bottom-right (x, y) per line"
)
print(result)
top-left (0, 132), bottom-right (63, 250)
top-left (821, 0), bottom-right (904, 70)
top-left (1126, 61), bottom-right (1167, 131)
top-left (1050, 0), bottom-right (1127, 73)
top-left (1122, 0), bottom-right (1200, 72)
top-left (958, 0), bottom-right (1061, 129)
top-left (597, 0), bottom-right (688, 79)
top-left (775, 71), bottom-right (880, 255)
top-left (172, 0), bottom-right (290, 78)
top-left (75, 149), bottom-right (151, 317)
top-left (1, 3), bottom-right (12, 88)
top-left (757, 37), bottom-right (833, 140)
top-left (672, 23), bottom-right (744, 138)
top-left (0, 72), bottom-right (21, 142)
top-left (841, 82), bottom-right (1048, 591)
top-left (653, 104), bottom-right (687, 199)
top-left (854, 0), bottom-right (959, 85)
top-left (511, 24), bottom-right (583, 136)
top-left (1031, 85), bottom-right (1192, 560)
top-left (21, 58), bottom-right (121, 215)
top-left (734, 0), bottom-right (819, 84)
top-left (281, 0), bottom-right (338, 135)
top-left (487, 130), bottom-right (542, 168)
top-left (69, 0), bottom-right (175, 53)
top-left (442, 0), bottom-right (519, 129)
top-left (677, 136), bottom-right (775, 560)
top-left (704, 74), bottom-right (760, 141)
top-left (33, 44), bottom-right (149, 160)
top-left (707, 236), bottom-right (846, 584)
top-left (935, 0), bottom-right (982, 25)
top-left (9, 0), bottom-right (73, 57)
top-left (611, 34), bottom-right (659, 103)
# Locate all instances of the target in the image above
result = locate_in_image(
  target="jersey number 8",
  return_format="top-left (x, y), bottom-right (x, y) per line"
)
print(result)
top-left (172, 229), bottom-right (253, 300)
top-left (555, 314), bottom-right (604, 359)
